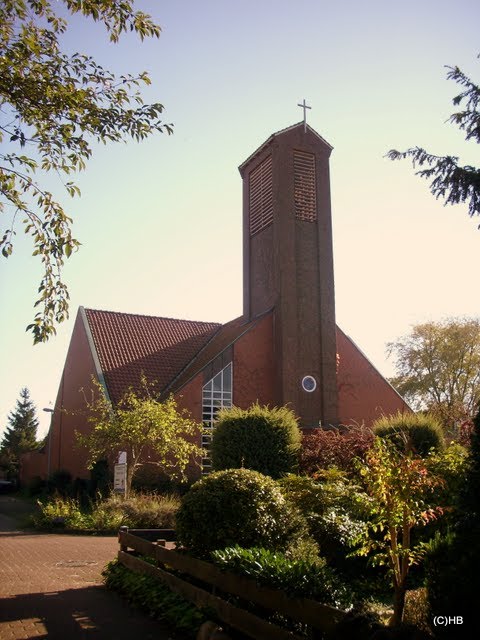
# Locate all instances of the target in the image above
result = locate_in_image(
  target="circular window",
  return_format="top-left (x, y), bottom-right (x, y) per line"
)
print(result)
top-left (301, 375), bottom-right (317, 393)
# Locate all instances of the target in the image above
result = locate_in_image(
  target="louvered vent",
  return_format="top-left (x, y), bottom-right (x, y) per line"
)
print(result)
top-left (294, 151), bottom-right (317, 222)
top-left (249, 155), bottom-right (273, 236)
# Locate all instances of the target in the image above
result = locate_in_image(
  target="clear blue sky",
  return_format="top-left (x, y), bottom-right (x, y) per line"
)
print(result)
top-left (1, 0), bottom-right (479, 438)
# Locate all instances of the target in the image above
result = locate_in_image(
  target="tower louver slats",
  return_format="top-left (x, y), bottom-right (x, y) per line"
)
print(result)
top-left (249, 155), bottom-right (273, 235)
top-left (294, 150), bottom-right (316, 222)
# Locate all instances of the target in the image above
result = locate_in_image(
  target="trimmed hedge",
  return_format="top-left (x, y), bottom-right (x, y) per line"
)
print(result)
top-left (372, 411), bottom-right (444, 457)
top-left (210, 403), bottom-right (301, 478)
top-left (175, 468), bottom-right (305, 557)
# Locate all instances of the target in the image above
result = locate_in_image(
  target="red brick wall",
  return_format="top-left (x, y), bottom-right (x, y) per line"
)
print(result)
top-left (175, 374), bottom-right (204, 480)
top-left (19, 449), bottom-right (48, 485)
top-left (336, 326), bottom-right (410, 427)
top-left (38, 311), bottom-right (100, 483)
top-left (233, 313), bottom-right (275, 408)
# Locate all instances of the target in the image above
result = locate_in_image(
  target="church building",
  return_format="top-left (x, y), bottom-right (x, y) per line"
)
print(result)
top-left (20, 121), bottom-right (409, 484)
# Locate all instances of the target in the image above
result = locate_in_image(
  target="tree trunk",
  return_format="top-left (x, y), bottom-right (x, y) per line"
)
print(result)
top-left (390, 582), bottom-right (406, 626)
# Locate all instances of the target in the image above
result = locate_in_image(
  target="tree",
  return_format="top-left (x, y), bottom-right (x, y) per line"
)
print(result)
top-left (353, 437), bottom-right (443, 626)
top-left (0, 1), bottom-right (173, 343)
top-left (0, 387), bottom-right (40, 478)
top-left (77, 378), bottom-right (203, 496)
top-left (387, 58), bottom-right (480, 221)
top-left (387, 318), bottom-right (480, 431)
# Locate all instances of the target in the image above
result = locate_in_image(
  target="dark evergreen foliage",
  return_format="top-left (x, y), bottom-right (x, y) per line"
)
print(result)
top-left (0, 388), bottom-right (39, 478)
top-left (387, 60), bottom-right (480, 222)
top-left (425, 406), bottom-right (480, 637)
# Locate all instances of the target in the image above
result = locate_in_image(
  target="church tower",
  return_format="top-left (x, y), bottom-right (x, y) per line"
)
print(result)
top-left (239, 122), bottom-right (338, 427)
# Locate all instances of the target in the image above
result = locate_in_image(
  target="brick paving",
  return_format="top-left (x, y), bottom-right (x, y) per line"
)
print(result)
top-left (0, 498), bottom-right (177, 639)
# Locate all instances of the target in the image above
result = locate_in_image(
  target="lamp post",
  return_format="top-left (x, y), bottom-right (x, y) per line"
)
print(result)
top-left (43, 408), bottom-right (54, 478)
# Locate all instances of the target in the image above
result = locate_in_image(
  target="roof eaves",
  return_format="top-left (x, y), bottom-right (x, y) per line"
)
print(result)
top-left (80, 306), bottom-right (112, 403)
top-left (238, 122), bottom-right (333, 174)
top-left (166, 308), bottom-right (274, 396)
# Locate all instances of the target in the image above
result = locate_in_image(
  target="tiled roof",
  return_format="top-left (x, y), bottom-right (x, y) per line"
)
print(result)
top-left (84, 308), bottom-right (221, 403)
top-left (166, 312), bottom-right (271, 394)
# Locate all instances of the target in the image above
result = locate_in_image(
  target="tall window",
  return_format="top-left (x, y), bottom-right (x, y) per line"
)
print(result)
top-left (201, 363), bottom-right (232, 472)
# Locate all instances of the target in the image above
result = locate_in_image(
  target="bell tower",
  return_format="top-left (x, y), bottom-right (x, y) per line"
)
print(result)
top-left (238, 122), bottom-right (338, 427)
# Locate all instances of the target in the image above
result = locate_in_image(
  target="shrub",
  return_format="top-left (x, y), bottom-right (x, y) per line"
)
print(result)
top-left (426, 442), bottom-right (468, 520)
top-left (277, 473), bottom-right (368, 563)
top-left (97, 491), bottom-right (180, 529)
top-left (372, 411), bottom-right (445, 457)
top-left (47, 469), bottom-right (73, 496)
top-left (210, 403), bottom-right (301, 478)
top-left (300, 424), bottom-right (373, 475)
top-left (33, 491), bottom-right (181, 531)
top-left (34, 494), bottom-right (89, 529)
top-left (211, 545), bottom-right (351, 610)
top-left (175, 468), bottom-right (305, 557)
top-left (403, 588), bottom-right (432, 636)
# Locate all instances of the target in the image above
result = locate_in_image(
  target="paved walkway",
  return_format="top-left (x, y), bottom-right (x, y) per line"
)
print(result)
top-left (0, 497), bottom-right (177, 639)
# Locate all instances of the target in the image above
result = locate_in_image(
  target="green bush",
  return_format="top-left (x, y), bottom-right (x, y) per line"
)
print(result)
top-left (426, 442), bottom-right (469, 525)
top-left (103, 559), bottom-right (205, 634)
top-left (372, 411), bottom-right (445, 457)
top-left (210, 403), bottom-right (301, 478)
top-left (96, 491), bottom-right (180, 529)
top-left (175, 468), bottom-right (306, 557)
top-left (277, 473), bottom-right (368, 562)
top-left (34, 494), bottom-right (89, 529)
top-left (47, 469), bottom-right (73, 496)
top-left (211, 545), bottom-right (351, 610)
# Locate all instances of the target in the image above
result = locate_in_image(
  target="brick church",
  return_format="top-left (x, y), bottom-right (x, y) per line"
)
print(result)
top-left (21, 121), bottom-right (409, 483)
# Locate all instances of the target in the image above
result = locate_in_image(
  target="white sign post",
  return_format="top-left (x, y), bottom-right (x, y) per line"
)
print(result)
top-left (114, 463), bottom-right (127, 496)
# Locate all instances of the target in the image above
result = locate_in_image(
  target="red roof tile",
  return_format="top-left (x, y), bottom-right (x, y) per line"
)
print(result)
top-left (84, 309), bottom-right (221, 403)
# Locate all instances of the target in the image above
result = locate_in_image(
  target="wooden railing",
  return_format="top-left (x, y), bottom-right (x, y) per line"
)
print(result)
top-left (117, 527), bottom-right (347, 640)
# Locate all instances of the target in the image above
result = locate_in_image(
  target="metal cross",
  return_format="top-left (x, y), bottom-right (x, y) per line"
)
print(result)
top-left (297, 99), bottom-right (311, 132)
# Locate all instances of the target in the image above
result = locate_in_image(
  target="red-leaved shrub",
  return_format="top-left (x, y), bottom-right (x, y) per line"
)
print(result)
top-left (300, 425), bottom-right (374, 475)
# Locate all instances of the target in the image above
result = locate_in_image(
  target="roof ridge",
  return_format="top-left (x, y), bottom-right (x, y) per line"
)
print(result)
top-left (84, 307), bottom-right (221, 326)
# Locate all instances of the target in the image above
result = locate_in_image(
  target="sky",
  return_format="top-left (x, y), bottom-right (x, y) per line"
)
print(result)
top-left (1, 0), bottom-right (479, 439)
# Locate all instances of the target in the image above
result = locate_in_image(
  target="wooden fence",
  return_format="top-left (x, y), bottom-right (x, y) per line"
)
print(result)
top-left (117, 527), bottom-right (347, 640)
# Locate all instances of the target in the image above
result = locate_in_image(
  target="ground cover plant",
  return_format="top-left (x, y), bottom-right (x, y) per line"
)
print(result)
top-left (102, 559), bottom-right (205, 635)
top-left (211, 545), bottom-right (351, 610)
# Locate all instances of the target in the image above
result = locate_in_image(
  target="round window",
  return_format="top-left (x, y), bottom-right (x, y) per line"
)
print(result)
top-left (301, 375), bottom-right (317, 393)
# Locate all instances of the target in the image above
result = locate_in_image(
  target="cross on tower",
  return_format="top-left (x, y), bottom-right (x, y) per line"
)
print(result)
top-left (297, 99), bottom-right (311, 132)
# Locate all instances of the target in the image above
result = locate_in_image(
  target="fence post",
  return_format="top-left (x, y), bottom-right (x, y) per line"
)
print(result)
top-left (119, 525), bottom-right (128, 552)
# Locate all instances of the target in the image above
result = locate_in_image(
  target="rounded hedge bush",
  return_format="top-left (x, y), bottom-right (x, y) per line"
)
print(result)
top-left (175, 468), bottom-right (305, 557)
top-left (372, 411), bottom-right (445, 457)
top-left (210, 403), bottom-right (301, 478)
